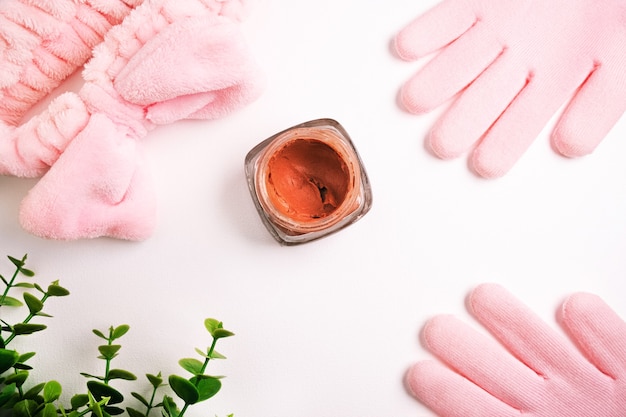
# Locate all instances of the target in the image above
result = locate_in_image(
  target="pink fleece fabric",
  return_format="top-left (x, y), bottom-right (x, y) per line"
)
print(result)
top-left (2, 0), bottom-right (263, 240)
top-left (406, 284), bottom-right (626, 416)
top-left (0, 0), bottom-right (144, 127)
top-left (394, 0), bottom-right (626, 178)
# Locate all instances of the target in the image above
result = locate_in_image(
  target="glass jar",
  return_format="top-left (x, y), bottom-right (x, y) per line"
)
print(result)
top-left (245, 118), bottom-right (372, 245)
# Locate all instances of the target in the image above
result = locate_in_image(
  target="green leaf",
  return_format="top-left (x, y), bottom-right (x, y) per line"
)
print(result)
top-left (194, 348), bottom-right (227, 359)
top-left (0, 383), bottom-right (17, 407)
top-left (79, 372), bottom-right (104, 380)
top-left (13, 323), bottom-right (46, 335)
top-left (70, 394), bottom-right (89, 409)
top-left (168, 375), bottom-right (199, 405)
top-left (13, 283), bottom-right (35, 288)
top-left (190, 376), bottom-right (221, 402)
top-left (23, 292), bottom-right (43, 314)
top-left (0, 296), bottom-right (23, 307)
top-left (212, 328), bottom-right (235, 339)
top-left (92, 329), bottom-right (107, 340)
top-left (209, 350), bottom-right (227, 360)
top-left (146, 373), bottom-right (163, 388)
top-left (203, 319), bottom-right (221, 335)
top-left (130, 392), bottom-right (149, 407)
top-left (194, 348), bottom-right (208, 358)
top-left (42, 403), bottom-right (57, 417)
top-left (104, 405), bottom-right (125, 415)
top-left (5, 371), bottom-right (28, 387)
top-left (43, 380), bottom-right (62, 403)
top-left (13, 363), bottom-right (33, 371)
top-left (47, 284), bottom-right (70, 297)
top-left (162, 396), bottom-right (178, 417)
top-left (111, 325), bottom-right (130, 340)
top-left (0, 349), bottom-right (19, 373)
top-left (22, 382), bottom-right (44, 400)
top-left (178, 358), bottom-right (203, 376)
top-left (8, 255), bottom-right (25, 269)
top-left (13, 399), bottom-right (37, 417)
top-left (126, 407), bottom-right (145, 417)
top-left (204, 319), bottom-right (235, 339)
top-left (19, 268), bottom-right (35, 278)
top-left (17, 352), bottom-right (36, 363)
top-left (98, 344), bottom-right (121, 360)
top-left (87, 381), bottom-right (124, 405)
top-left (107, 369), bottom-right (137, 381)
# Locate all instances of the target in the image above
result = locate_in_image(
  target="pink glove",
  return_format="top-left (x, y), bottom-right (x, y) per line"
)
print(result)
top-left (8, 0), bottom-right (263, 240)
top-left (394, 0), bottom-right (626, 178)
top-left (406, 284), bottom-right (626, 416)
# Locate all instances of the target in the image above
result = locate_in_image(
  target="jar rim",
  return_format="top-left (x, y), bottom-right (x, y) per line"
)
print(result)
top-left (254, 124), bottom-right (363, 234)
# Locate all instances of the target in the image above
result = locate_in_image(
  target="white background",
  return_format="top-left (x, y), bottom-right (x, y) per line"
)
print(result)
top-left (1, 1), bottom-right (626, 416)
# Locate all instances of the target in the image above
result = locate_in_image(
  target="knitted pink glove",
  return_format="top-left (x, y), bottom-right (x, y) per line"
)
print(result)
top-left (0, 0), bottom-right (144, 129)
top-left (394, 0), bottom-right (626, 178)
top-left (9, 0), bottom-right (263, 240)
top-left (406, 284), bottom-right (626, 416)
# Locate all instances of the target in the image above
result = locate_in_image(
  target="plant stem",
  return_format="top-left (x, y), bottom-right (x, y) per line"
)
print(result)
top-left (74, 408), bottom-right (92, 417)
top-left (199, 338), bottom-right (218, 375)
top-left (143, 384), bottom-right (160, 417)
top-left (104, 328), bottom-right (113, 384)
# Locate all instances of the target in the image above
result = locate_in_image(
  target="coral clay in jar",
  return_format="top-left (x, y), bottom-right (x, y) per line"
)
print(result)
top-left (245, 119), bottom-right (372, 245)
top-left (265, 138), bottom-right (351, 223)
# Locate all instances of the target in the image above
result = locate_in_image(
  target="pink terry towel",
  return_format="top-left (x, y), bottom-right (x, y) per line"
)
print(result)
top-left (0, 0), bottom-right (144, 130)
top-left (1, 0), bottom-right (263, 240)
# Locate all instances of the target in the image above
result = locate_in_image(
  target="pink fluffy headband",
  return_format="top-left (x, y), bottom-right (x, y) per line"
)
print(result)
top-left (0, 0), bottom-right (263, 240)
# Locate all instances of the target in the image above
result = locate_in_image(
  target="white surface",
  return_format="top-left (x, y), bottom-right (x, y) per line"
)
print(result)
top-left (1, 1), bottom-right (626, 416)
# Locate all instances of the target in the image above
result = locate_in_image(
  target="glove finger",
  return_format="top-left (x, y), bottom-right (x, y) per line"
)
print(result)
top-left (552, 62), bottom-right (626, 157)
top-left (428, 51), bottom-right (528, 158)
top-left (400, 20), bottom-right (503, 114)
top-left (559, 292), bottom-right (626, 378)
top-left (421, 315), bottom-right (541, 411)
top-left (468, 284), bottom-right (603, 381)
top-left (470, 69), bottom-right (589, 178)
top-left (406, 360), bottom-right (521, 417)
top-left (394, 0), bottom-right (475, 61)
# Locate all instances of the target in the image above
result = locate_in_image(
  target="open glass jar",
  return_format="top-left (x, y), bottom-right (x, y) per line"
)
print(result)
top-left (245, 119), bottom-right (372, 245)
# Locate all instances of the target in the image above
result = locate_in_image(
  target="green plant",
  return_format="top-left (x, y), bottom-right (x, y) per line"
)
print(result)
top-left (0, 254), bottom-right (235, 417)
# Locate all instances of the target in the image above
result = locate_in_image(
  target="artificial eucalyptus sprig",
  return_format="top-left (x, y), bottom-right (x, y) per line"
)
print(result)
top-left (0, 254), bottom-right (236, 417)
top-left (0, 253), bottom-right (70, 408)
top-left (77, 324), bottom-right (138, 416)
top-left (0, 254), bottom-right (70, 346)
top-left (127, 372), bottom-right (166, 417)
top-left (163, 318), bottom-right (235, 417)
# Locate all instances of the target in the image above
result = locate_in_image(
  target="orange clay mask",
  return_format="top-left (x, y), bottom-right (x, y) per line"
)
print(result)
top-left (265, 139), bottom-right (350, 222)
top-left (245, 119), bottom-right (372, 245)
